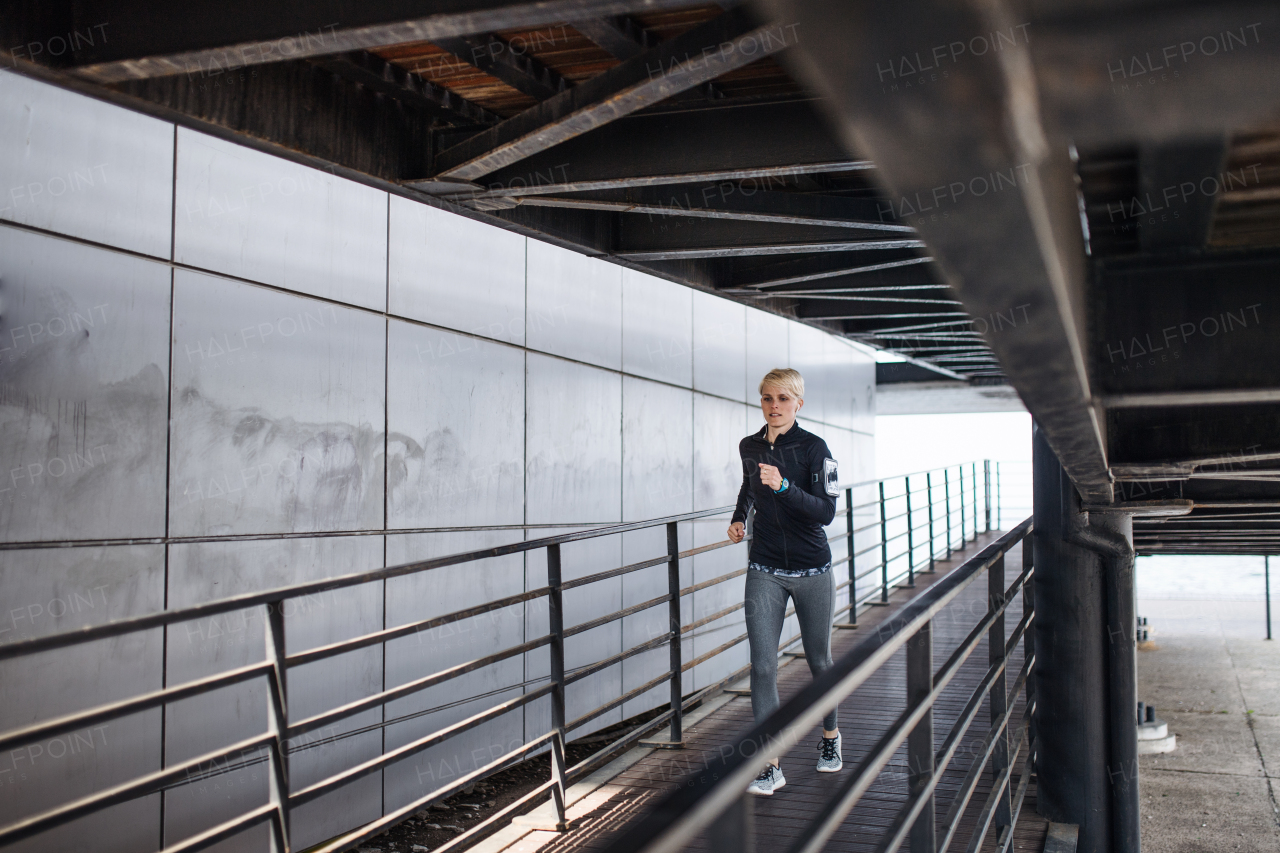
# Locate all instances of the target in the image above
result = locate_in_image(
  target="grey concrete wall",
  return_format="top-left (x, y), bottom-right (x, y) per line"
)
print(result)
top-left (0, 70), bottom-right (876, 850)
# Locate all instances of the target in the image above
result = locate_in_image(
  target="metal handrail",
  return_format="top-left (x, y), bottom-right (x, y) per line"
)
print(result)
top-left (0, 460), bottom-right (1009, 852)
top-left (600, 517), bottom-right (1034, 853)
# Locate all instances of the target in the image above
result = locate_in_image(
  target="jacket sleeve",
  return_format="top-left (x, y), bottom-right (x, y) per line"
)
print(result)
top-left (731, 444), bottom-right (754, 525)
top-left (777, 439), bottom-right (838, 525)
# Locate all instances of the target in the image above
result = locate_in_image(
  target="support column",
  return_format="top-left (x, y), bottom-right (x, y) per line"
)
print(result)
top-left (1032, 425), bottom-right (1112, 852)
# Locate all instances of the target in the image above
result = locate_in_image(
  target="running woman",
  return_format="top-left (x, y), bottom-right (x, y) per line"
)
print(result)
top-left (727, 368), bottom-right (842, 796)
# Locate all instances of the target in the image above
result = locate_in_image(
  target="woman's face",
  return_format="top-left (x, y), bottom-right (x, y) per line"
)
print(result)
top-left (760, 384), bottom-right (803, 430)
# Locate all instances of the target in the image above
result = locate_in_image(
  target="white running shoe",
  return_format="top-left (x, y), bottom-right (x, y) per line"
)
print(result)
top-left (746, 763), bottom-right (786, 795)
top-left (816, 733), bottom-right (842, 773)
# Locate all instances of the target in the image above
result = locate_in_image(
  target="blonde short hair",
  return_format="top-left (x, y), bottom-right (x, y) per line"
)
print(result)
top-left (758, 368), bottom-right (804, 399)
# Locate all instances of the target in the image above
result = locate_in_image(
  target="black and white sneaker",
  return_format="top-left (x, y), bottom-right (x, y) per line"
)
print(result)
top-left (816, 733), bottom-right (842, 773)
top-left (746, 763), bottom-right (786, 795)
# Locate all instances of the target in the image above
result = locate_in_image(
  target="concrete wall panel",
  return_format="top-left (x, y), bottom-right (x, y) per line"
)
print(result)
top-left (692, 291), bottom-right (746, 404)
top-left (169, 271), bottom-right (385, 537)
top-left (164, 535), bottom-right (384, 851)
top-left (0, 71), bottom-right (174, 258)
top-left (387, 321), bottom-right (524, 529)
top-left (0, 226), bottom-right (170, 543)
top-left (0, 544), bottom-right (163, 853)
top-left (621, 269), bottom-right (692, 387)
top-left (175, 129), bottom-right (388, 311)
top-left (526, 240), bottom-right (621, 370)
top-left (388, 195), bottom-right (526, 345)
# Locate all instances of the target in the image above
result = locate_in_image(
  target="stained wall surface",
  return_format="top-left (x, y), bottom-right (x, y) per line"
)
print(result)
top-left (0, 70), bottom-right (875, 850)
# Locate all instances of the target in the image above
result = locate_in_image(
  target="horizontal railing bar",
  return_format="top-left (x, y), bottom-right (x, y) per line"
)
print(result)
top-left (0, 731), bottom-right (276, 844)
top-left (288, 587), bottom-right (550, 668)
top-left (602, 518), bottom-right (1033, 853)
top-left (161, 804), bottom-right (279, 853)
top-left (565, 660), bottom-right (754, 786)
top-left (937, 669), bottom-right (1036, 853)
top-left (290, 683), bottom-right (552, 807)
top-left (880, 653), bottom-right (1034, 853)
top-left (567, 671), bottom-right (671, 734)
top-left (565, 634), bottom-right (672, 687)
top-left (678, 538), bottom-right (738, 560)
top-left (427, 779), bottom-right (559, 853)
top-left (682, 602), bottom-right (745, 635)
top-left (289, 635), bottom-right (552, 738)
top-left (682, 630), bottom-right (747, 672)
top-left (309, 733), bottom-right (558, 853)
top-left (999, 744), bottom-right (1037, 853)
top-left (0, 506), bottom-right (739, 662)
top-left (565, 593), bottom-right (669, 639)
top-left (680, 567), bottom-right (747, 597)
top-left (964, 708), bottom-right (1034, 853)
top-left (831, 555), bottom-right (851, 568)
top-left (562, 554), bottom-right (670, 591)
top-left (0, 661), bottom-right (274, 754)
top-left (932, 564), bottom-right (1031, 684)
top-left (934, 615), bottom-right (1033, 770)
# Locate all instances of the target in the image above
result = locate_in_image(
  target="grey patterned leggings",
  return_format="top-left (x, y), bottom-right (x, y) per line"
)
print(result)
top-left (744, 567), bottom-right (838, 731)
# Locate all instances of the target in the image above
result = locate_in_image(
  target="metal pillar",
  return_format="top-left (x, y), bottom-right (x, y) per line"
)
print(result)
top-left (984, 460), bottom-right (992, 533)
top-left (665, 521), bottom-right (684, 744)
top-left (879, 482), bottom-right (890, 602)
top-left (988, 553), bottom-right (1012, 832)
top-left (546, 544), bottom-right (571, 830)
top-left (1032, 425), bottom-right (1113, 853)
top-left (846, 487), bottom-right (858, 625)
top-left (959, 465), bottom-right (967, 547)
top-left (944, 469), bottom-right (952, 559)
top-left (1267, 556), bottom-right (1273, 641)
top-left (905, 476), bottom-right (915, 587)
top-left (926, 472), bottom-right (936, 572)
top-left (907, 621), bottom-right (935, 853)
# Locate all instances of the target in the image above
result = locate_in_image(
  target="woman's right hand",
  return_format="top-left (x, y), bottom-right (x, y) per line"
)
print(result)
top-left (727, 521), bottom-right (746, 544)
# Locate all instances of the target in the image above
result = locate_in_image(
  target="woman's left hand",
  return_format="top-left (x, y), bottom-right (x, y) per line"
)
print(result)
top-left (758, 463), bottom-right (783, 490)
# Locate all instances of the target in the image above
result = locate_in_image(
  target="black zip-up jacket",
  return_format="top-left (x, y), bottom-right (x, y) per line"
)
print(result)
top-left (731, 423), bottom-right (837, 570)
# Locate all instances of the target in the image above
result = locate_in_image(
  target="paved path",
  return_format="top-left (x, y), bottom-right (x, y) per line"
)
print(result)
top-left (479, 532), bottom-right (1050, 853)
top-left (1135, 599), bottom-right (1280, 853)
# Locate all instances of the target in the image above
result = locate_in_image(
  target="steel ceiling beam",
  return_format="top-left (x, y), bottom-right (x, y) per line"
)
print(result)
top-left (760, 0), bottom-right (1112, 501)
top-left (570, 15), bottom-right (656, 59)
top-left (615, 238), bottom-right (924, 260)
top-left (415, 160), bottom-right (875, 199)
top-left (3, 0), bottom-right (709, 83)
top-left (434, 33), bottom-right (570, 100)
top-left (433, 9), bottom-right (794, 180)
top-left (309, 50), bottom-right (501, 126)
top-left (511, 190), bottom-right (914, 231)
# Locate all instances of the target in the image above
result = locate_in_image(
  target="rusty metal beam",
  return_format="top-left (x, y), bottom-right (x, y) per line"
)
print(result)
top-left (616, 238), bottom-right (925, 261)
top-left (5, 0), bottom-right (710, 83)
top-left (309, 50), bottom-right (500, 126)
top-left (434, 33), bottom-right (570, 100)
top-left (433, 8), bottom-right (797, 180)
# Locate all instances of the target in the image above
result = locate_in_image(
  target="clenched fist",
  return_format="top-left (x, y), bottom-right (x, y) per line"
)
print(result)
top-left (757, 463), bottom-right (783, 491)
top-left (727, 521), bottom-right (746, 544)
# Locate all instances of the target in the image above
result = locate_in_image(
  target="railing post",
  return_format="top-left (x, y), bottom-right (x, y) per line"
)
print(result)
top-left (1023, 537), bottom-right (1037, 760)
top-left (984, 460), bottom-right (992, 533)
top-left (972, 463), bottom-right (979, 542)
top-left (879, 481), bottom-right (890, 603)
top-left (264, 600), bottom-right (291, 853)
top-left (1267, 555), bottom-right (1273, 641)
top-left (995, 462), bottom-right (1002, 531)
top-left (944, 469), bottom-right (953, 559)
top-left (926, 472), bottom-right (936, 573)
top-left (988, 554), bottom-right (1012, 833)
top-left (546, 544), bottom-right (571, 830)
top-left (907, 620), bottom-right (935, 853)
top-left (665, 521), bottom-right (684, 745)
top-left (846, 487), bottom-right (857, 625)
top-left (959, 465), bottom-right (966, 548)
top-left (905, 476), bottom-right (915, 587)
top-left (709, 793), bottom-right (754, 853)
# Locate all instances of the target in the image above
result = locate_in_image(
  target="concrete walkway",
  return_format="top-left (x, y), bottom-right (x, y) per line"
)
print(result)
top-left (1136, 598), bottom-right (1280, 852)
